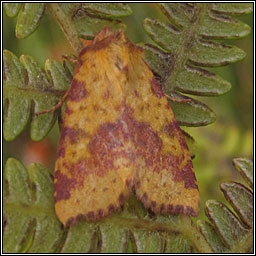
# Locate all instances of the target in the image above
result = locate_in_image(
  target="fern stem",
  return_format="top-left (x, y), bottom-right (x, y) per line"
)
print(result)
top-left (163, 3), bottom-right (205, 94)
top-left (181, 218), bottom-right (213, 253)
top-left (47, 3), bottom-right (83, 55)
top-left (103, 215), bottom-right (213, 253)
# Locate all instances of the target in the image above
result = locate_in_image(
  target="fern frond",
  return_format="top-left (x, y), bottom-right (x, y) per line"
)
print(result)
top-left (3, 3), bottom-right (132, 46)
top-left (143, 3), bottom-right (252, 126)
top-left (4, 3), bottom-right (45, 39)
top-left (3, 157), bottom-right (252, 253)
top-left (3, 50), bottom-right (72, 141)
top-left (3, 158), bottom-right (212, 253)
top-left (198, 158), bottom-right (253, 253)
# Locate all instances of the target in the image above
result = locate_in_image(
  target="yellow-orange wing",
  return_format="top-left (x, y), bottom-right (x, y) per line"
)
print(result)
top-left (54, 27), bottom-right (199, 226)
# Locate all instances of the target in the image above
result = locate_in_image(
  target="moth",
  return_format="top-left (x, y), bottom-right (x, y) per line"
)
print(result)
top-left (44, 27), bottom-right (199, 226)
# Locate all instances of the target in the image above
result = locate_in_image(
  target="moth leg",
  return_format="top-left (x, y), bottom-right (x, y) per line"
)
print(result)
top-left (62, 55), bottom-right (77, 64)
top-left (80, 38), bottom-right (93, 47)
top-left (35, 55), bottom-right (77, 115)
top-left (164, 93), bottom-right (192, 103)
top-left (35, 87), bottom-right (71, 115)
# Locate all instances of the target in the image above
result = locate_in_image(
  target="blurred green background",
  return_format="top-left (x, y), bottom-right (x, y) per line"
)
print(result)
top-left (3, 3), bottom-right (253, 220)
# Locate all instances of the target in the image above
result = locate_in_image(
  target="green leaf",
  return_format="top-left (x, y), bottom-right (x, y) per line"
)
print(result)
top-left (164, 233), bottom-right (195, 253)
top-left (3, 158), bottom-right (62, 253)
top-left (82, 3), bottom-right (132, 18)
top-left (211, 3), bottom-right (253, 15)
top-left (198, 220), bottom-right (228, 253)
top-left (16, 3), bottom-right (45, 39)
top-left (130, 229), bottom-right (162, 253)
top-left (175, 65), bottom-right (231, 96)
top-left (60, 222), bottom-right (96, 253)
top-left (144, 19), bottom-right (246, 67)
top-left (142, 44), bottom-right (231, 96)
top-left (3, 50), bottom-right (71, 141)
top-left (205, 200), bottom-right (249, 249)
top-left (3, 50), bottom-right (31, 142)
top-left (155, 214), bottom-right (211, 252)
top-left (159, 3), bottom-right (193, 28)
top-left (198, 13), bottom-right (251, 39)
top-left (200, 157), bottom-right (253, 253)
top-left (232, 158), bottom-right (253, 188)
top-left (49, 3), bottom-right (130, 53)
top-left (143, 3), bottom-right (251, 127)
top-left (5, 3), bottom-right (132, 54)
top-left (142, 43), bottom-right (173, 80)
top-left (168, 96), bottom-right (216, 126)
top-left (73, 13), bottom-right (126, 39)
top-left (3, 3), bottom-right (22, 18)
top-left (220, 182), bottom-right (253, 228)
top-left (144, 18), bottom-right (183, 54)
top-left (100, 224), bottom-right (128, 253)
top-left (189, 39), bottom-right (246, 67)
top-left (181, 129), bottom-right (196, 158)
top-left (45, 59), bottom-right (73, 90)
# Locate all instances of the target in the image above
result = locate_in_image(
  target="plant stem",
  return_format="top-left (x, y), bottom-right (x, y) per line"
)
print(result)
top-left (47, 3), bottom-right (83, 55)
top-left (105, 215), bottom-right (213, 253)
